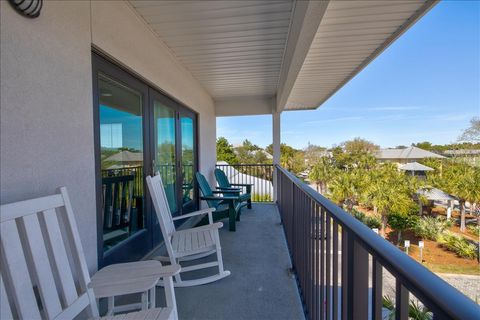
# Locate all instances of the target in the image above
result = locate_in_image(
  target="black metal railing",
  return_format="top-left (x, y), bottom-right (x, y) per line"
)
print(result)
top-left (276, 165), bottom-right (479, 320)
top-left (215, 164), bottom-right (273, 202)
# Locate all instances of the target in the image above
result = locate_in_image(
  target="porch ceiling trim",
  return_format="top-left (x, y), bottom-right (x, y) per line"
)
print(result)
top-left (283, 0), bottom-right (439, 111)
top-left (275, 0), bottom-right (330, 113)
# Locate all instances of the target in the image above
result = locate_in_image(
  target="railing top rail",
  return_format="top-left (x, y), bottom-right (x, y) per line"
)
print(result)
top-left (276, 165), bottom-right (480, 319)
top-left (216, 164), bottom-right (273, 167)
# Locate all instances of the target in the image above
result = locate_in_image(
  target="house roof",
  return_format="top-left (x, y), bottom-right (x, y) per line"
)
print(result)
top-left (417, 187), bottom-right (457, 201)
top-left (377, 146), bottom-right (445, 160)
top-left (399, 162), bottom-right (434, 172)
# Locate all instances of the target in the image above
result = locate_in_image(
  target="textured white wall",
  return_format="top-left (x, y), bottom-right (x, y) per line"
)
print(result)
top-left (1, 0), bottom-right (217, 271)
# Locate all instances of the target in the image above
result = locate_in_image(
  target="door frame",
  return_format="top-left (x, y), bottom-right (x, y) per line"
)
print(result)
top-left (92, 51), bottom-right (199, 267)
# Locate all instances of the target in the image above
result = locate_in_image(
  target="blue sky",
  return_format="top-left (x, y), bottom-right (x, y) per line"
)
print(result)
top-left (217, 1), bottom-right (480, 149)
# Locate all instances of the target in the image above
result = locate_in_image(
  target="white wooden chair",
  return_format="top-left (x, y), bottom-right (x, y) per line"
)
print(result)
top-left (146, 174), bottom-right (231, 287)
top-left (0, 187), bottom-right (180, 320)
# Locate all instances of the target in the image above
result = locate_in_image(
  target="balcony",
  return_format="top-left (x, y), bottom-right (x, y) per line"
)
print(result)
top-left (132, 164), bottom-right (479, 320)
top-left (163, 203), bottom-right (304, 320)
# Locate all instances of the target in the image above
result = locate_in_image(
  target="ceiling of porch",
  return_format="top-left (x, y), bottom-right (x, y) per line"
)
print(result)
top-left (128, 0), bottom-right (437, 114)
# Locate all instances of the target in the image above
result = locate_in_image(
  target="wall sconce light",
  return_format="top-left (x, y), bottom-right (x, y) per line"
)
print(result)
top-left (8, 0), bottom-right (43, 18)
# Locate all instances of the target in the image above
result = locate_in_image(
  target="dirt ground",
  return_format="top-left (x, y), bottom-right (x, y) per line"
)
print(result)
top-left (356, 205), bottom-right (480, 275)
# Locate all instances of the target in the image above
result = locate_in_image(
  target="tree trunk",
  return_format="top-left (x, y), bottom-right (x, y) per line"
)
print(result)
top-left (397, 230), bottom-right (402, 245)
top-left (373, 206), bottom-right (378, 216)
top-left (460, 200), bottom-right (466, 232)
top-left (380, 213), bottom-right (387, 238)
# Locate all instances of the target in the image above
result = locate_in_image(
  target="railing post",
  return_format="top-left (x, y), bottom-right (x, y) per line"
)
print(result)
top-left (345, 235), bottom-right (369, 320)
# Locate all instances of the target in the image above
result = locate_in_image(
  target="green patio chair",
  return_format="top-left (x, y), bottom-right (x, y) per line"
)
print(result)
top-left (214, 168), bottom-right (252, 209)
top-left (196, 172), bottom-right (241, 231)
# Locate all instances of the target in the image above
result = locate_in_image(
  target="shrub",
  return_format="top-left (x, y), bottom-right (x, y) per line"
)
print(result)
top-left (388, 213), bottom-right (419, 243)
top-left (352, 209), bottom-right (381, 229)
top-left (438, 231), bottom-right (478, 260)
top-left (467, 224), bottom-right (480, 237)
top-left (383, 295), bottom-right (432, 320)
top-left (251, 193), bottom-right (272, 202)
top-left (412, 216), bottom-right (451, 241)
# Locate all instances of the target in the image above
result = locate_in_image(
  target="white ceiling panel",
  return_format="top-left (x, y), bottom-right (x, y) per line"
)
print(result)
top-left (127, 0), bottom-right (436, 113)
top-left (129, 0), bottom-right (294, 99)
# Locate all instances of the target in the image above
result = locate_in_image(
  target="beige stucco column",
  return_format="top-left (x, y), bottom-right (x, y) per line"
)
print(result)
top-left (272, 111), bottom-right (281, 202)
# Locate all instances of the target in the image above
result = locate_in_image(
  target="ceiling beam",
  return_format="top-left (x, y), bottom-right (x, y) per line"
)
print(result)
top-left (275, 0), bottom-right (329, 112)
top-left (215, 95), bottom-right (276, 116)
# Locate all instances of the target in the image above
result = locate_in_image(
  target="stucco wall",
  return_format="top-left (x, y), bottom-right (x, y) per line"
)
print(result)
top-left (0, 0), bottom-right (216, 271)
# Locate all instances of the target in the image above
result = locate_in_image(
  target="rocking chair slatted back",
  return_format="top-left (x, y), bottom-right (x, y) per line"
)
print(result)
top-left (195, 173), bottom-right (220, 208)
top-left (0, 187), bottom-right (99, 319)
top-left (214, 169), bottom-right (231, 188)
top-left (146, 174), bottom-right (176, 257)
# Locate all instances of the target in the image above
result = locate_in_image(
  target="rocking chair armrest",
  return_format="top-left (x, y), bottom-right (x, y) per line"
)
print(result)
top-left (230, 183), bottom-right (254, 187)
top-left (174, 222), bottom-right (224, 235)
top-left (201, 195), bottom-right (239, 201)
top-left (212, 190), bottom-right (240, 194)
top-left (216, 187), bottom-right (242, 191)
top-left (172, 208), bottom-right (216, 221)
top-left (157, 264), bottom-right (182, 277)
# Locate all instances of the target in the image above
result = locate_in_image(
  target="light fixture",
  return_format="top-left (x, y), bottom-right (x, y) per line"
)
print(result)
top-left (8, 0), bottom-right (43, 18)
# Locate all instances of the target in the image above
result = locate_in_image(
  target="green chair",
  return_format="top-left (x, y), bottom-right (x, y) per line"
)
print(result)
top-left (196, 172), bottom-right (241, 232)
top-left (214, 168), bottom-right (252, 209)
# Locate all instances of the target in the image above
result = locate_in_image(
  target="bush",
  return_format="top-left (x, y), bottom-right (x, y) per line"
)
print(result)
top-left (251, 193), bottom-right (272, 202)
top-left (412, 216), bottom-right (451, 241)
top-left (383, 295), bottom-right (432, 320)
top-left (438, 231), bottom-right (478, 260)
top-left (352, 209), bottom-right (381, 229)
top-left (467, 224), bottom-right (480, 237)
top-left (388, 213), bottom-right (419, 232)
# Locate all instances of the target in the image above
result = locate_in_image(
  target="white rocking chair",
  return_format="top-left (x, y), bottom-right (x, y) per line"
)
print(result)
top-left (146, 174), bottom-right (231, 287)
top-left (0, 187), bottom-right (180, 320)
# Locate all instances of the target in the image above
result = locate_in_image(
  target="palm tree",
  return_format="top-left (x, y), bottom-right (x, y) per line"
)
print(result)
top-left (329, 171), bottom-right (360, 212)
top-left (309, 157), bottom-right (336, 194)
top-left (432, 161), bottom-right (480, 232)
top-left (363, 164), bottom-right (417, 237)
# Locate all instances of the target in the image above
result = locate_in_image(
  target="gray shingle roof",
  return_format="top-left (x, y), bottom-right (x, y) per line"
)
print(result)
top-left (399, 162), bottom-right (434, 172)
top-left (417, 187), bottom-right (457, 201)
top-left (377, 146), bottom-right (445, 160)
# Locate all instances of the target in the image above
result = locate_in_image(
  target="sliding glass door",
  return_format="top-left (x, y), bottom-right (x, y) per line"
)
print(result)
top-left (93, 53), bottom-right (198, 267)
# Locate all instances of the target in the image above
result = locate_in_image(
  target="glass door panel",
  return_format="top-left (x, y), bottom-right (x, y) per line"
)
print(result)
top-left (153, 101), bottom-right (178, 214)
top-left (181, 116), bottom-right (195, 209)
top-left (98, 73), bottom-right (145, 254)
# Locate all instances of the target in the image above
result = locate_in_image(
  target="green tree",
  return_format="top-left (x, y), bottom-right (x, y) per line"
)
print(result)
top-left (216, 137), bottom-right (238, 164)
top-left (458, 117), bottom-right (480, 143)
top-left (427, 161), bottom-right (480, 232)
top-left (329, 170), bottom-right (361, 212)
top-left (266, 143), bottom-right (306, 174)
top-left (235, 139), bottom-right (265, 164)
top-left (341, 137), bottom-right (379, 154)
top-left (363, 163), bottom-right (418, 237)
top-left (309, 156), bottom-right (336, 193)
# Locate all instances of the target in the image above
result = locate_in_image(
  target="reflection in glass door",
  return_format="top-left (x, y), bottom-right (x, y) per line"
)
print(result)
top-left (94, 53), bottom-right (198, 267)
top-left (98, 73), bottom-right (146, 254)
top-left (153, 101), bottom-right (178, 214)
top-left (181, 115), bottom-right (196, 211)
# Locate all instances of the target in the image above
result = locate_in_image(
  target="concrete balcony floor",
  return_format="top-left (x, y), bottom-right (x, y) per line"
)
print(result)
top-left (154, 203), bottom-right (304, 320)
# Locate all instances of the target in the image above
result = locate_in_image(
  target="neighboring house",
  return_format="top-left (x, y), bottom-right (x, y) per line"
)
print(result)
top-left (376, 146), bottom-right (445, 164)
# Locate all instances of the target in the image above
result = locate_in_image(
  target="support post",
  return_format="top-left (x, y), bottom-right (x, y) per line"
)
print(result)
top-left (272, 111), bottom-right (281, 202)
